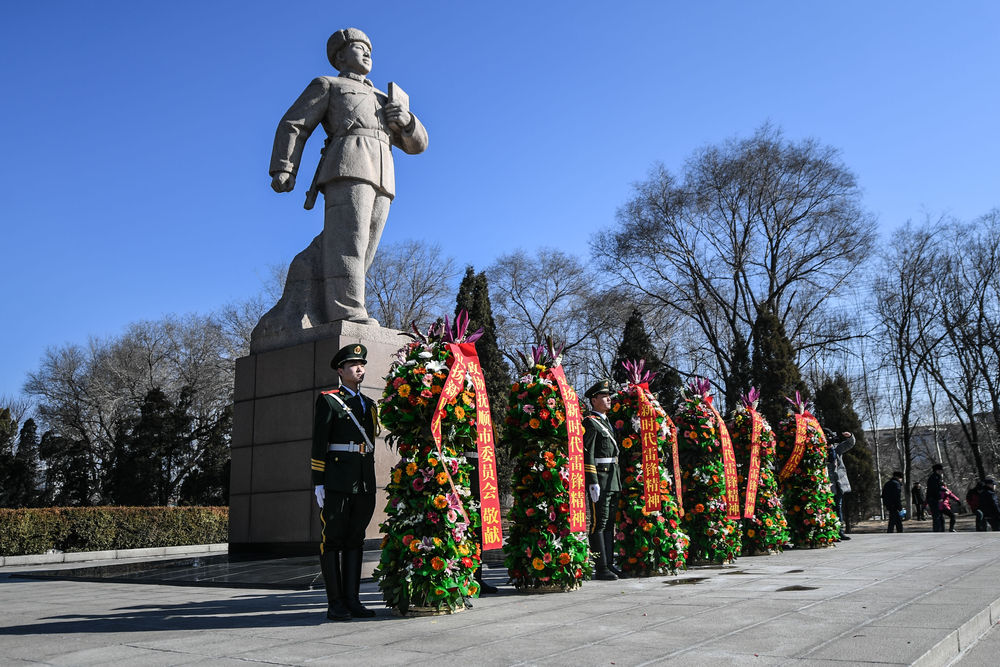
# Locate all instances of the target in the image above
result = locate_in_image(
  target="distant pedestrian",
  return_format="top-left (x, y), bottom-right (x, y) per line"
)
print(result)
top-left (926, 464), bottom-right (945, 532)
top-left (825, 429), bottom-right (856, 539)
top-left (967, 481), bottom-right (985, 531)
top-left (978, 478), bottom-right (1000, 531)
top-left (911, 482), bottom-right (926, 521)
top-left (882, 471), bottom-right (905, 533)
top-left (938, 483), bottom-right (960, 533)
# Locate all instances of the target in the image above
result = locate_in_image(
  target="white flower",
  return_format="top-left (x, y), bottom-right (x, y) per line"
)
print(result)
top-left (425, 360), bottom-right (447, 373)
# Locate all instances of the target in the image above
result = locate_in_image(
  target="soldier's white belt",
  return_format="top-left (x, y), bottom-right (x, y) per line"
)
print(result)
top-left (464, 451), bottom-right (479, 459)
top-left (328, 442), bottom-right (368, 454)
top-left (595, 457), bottom-right (615, 464)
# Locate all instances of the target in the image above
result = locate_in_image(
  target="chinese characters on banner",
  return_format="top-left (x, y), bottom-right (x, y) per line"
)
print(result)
top-left (636, 389), bottom-right (661, 513)
top-left (778, 413), bottom-right (812, 482)
top-left (550, 366), bottom-right (587, 533)
top-left (458, 344), bottom-right (503, 550)
top-left (708, 404), bottom-right (742, 520)
top-left (743, 409), bottom-right (764, 518)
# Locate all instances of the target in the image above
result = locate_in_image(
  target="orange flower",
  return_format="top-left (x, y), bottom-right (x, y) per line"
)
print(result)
top-left (622, 437), bottom-right (633, 449)
top-left (431, 557), bottom-right (445, 571)
top-left (409, 541), bottom-right (420, 553)
top-left (694, 503), bottom-right (705, 513)
top-left (398, 384), bottom-right (411, 397)
top-left (747, 529), bottom-right (756, 537)
top-left (454, 406), bottom-right (466, 420)
top-left (436, 472), bottom-right (448, 485)
top-left (529, 418), bottom-right (541, 429)
top-left (433, 495), bottom-right (448, 509)
top-left (557, 552), bottom-right (571, 565)
top-left (532, 557), bottom-right (545, 570)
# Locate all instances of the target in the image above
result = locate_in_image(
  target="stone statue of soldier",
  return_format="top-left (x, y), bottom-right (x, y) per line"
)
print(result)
top-left (266, 28), bottom-right (429, 329)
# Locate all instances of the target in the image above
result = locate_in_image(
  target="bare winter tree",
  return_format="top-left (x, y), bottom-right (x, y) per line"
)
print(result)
top-left (593, 124), bottom-right (877, 399)
top-left (872, 222), bottom-right (948, 501)
top-left (366, 239), bottom-right (459, 330)
top-left (486, 247), bottom-right (629, 380)
top-left (24, 314), bottom-right (233, 504)
top-left (219, 264), bottom-right (287, 358)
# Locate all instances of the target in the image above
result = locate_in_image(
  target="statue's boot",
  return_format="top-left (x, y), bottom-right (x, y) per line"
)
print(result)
top-left (341, 548), bottom-right (376, 618)
top-left (590, 533), bottom-right (617, 581)
top-left (320, 551), bottom-right (351, 621)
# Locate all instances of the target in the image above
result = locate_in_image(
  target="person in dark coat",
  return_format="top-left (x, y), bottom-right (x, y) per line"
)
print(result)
top-left (583, 379), bottom-right (622, 580)
top-left (966, 481), bottom-right (985, 531)
top-left (926, 464), bottom-right (945, 532)
top-left (979, 478), bottom-right (1000, 531)
top-left (311, 344), bottom-right (379, 621)
top-left (911, 482), bottom-right (926, 521)
top-left (825, 429), bottom-right (856, 539)
top-left (881, 471), bottom-right (905, 533)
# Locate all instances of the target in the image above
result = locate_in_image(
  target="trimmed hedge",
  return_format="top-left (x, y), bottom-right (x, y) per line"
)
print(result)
top-left (0, 506), bottom-right (228, 556)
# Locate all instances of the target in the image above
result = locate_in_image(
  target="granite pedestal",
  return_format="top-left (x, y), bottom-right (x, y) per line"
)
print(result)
top-left (229, 321), bottom-right (403, 555)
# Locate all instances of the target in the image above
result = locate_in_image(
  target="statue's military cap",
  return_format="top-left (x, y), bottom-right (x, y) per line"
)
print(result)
top-left (327, 27), bottom-right (372, 68)
top-left (331, 343), bottom-right (368, 369)
top-left (584, 379), bottom-right (613, 399)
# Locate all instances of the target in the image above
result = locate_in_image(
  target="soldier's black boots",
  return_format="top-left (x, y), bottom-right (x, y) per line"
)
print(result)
top-left (474, 564), bottom-right (498, 594)
top-left (604, 531), bottom-right (624, 578)
top-left (590, 533), bottom-right (618, 580)
top-left (319, 551), bottom-right (351, 621)
top-left (342, 548), bottom-right (376, 618)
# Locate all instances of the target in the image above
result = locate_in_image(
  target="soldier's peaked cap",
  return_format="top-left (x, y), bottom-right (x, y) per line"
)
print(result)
top-left (331, 343), bottom-right (368, 369)
top-left (585, 379), bottom-right (613, 399)
top-left (327, 28), bottom-right (372, 68)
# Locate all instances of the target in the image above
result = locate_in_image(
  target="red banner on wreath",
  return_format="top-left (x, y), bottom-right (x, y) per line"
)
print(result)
top-left (636, 389), bottom-right (661, 513)
top-left (708, 404), bottom-right (741, 520)
top-left (550, 365), bottom-right (586, 533)
top-left (665, 413), bottom-right (684, 517)
top-left (743, 409), bottom-right (764, 518)
top-left (458, 344), bottom-right (503, 550)
top-left (778, 413), bottom-right (811, 482)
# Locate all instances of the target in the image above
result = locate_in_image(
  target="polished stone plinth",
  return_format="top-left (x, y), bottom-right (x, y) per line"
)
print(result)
top-left (229, 320), bottom-right (403, 555)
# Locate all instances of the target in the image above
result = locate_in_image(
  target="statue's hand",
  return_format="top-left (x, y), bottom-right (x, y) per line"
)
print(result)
top-left (271, 172), bottom-right (295, 193)
top-left (384, 102), bottom-right (412, 132)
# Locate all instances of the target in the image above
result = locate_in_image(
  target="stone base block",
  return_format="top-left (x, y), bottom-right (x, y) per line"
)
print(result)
top-left (229, 320), bottom-right (403, 555)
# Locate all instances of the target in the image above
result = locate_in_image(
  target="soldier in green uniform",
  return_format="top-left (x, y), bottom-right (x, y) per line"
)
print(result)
top-left (583, 379), bottom-right (623, 580)
top-left (311, 343), bottom-right (379, 620)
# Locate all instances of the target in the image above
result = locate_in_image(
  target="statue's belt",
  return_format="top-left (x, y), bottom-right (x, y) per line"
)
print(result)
top-left (333, 127), bottom-right (391, 144)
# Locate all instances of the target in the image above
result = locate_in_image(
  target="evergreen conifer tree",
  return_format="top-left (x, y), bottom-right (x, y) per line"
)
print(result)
top-left (611, 309), bottom-right (682, 410)
top-left (812, 374), bottom-right (877, 530)
top-left (8, 418), bottom-right (41, 507)
top-left (725, 332), bottom-right (752, 413)
top-left (751, 306), bottom-right (807, 427)
top-left (455, 267), bottom-right (512, 496)
top-left (0, 408), bottom-right (18, 507)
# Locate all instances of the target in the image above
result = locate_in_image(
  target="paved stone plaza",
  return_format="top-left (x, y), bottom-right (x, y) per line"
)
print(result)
top-left (2, 533), bottom-right (999, 665)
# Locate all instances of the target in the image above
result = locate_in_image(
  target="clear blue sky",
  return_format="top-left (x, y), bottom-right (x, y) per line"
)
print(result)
top-left (2, 1), bottom-right (998, 401)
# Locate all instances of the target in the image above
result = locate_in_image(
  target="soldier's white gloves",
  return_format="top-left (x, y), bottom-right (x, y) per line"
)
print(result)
top-left (589, 484), bottom-right (601, 503)
top-left (314, 484), bottom-right (325, 509)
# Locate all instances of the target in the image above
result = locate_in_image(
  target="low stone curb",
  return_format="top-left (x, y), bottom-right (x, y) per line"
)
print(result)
top-left (913, 595), bottom-right (1000, 666)
top-left (0, 543), bottom-right (228, 567)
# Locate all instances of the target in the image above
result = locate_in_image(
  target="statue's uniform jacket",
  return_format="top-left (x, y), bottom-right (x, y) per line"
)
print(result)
top-left (269, 74), bottom-right (429, 198)
top-left (310, 388), bottom-right (378, 495)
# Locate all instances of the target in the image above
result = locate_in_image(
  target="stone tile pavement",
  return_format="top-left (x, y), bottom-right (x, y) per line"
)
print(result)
top-left (2, 533), bottom-right (999, 665)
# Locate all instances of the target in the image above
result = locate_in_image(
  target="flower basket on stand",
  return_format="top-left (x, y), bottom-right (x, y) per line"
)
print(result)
top-left (503, 341), bottom-right (592, 592)
top-left (374, 314), bottom-right (499, 615)
top-left (728, 388), bottom-right (790, 556)
top-left (610, 360), bottom-right (689, 576)
top-left (774, 392), bottom-right (841, 548)
top-left (673, 379), bottom-right (742, 565)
